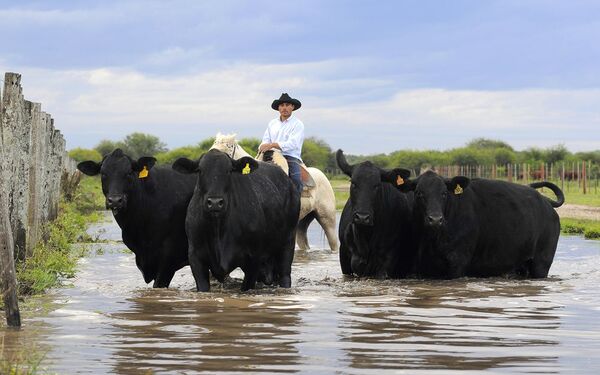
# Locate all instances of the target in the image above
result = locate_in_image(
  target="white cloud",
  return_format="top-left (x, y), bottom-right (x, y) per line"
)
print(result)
top-left (2, 62), bottom-right (599, 153)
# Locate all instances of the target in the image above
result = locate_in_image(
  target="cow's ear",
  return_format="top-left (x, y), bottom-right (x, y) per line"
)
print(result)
top-left (132, 156), bottom-right (157, 172)
top-left (446, 176), bottom-right (470, 195)
top-left (172, 157), bottom-right (199, 174)
top-left (336, 149), bottom-right (354, 177)
top-left (381, 168), bottom-right (411, 188)
top-left (232, 157), bottom-right (259, 174)
top-left (77, 161), bottom-right (101, 176)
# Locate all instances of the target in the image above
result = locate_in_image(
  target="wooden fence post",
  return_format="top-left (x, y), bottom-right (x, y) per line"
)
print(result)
top-left (0, 147), bottom-right (21, 327)
top-left (561, 162), bottom-right (565, 191)
top-left (582, 160), bottom-right (587, 194)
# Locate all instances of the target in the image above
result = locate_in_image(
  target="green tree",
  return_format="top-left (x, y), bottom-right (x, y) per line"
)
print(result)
top-left (155, 146), bottom-right (204, 165)
top-left (68, 148), bottom-right (102, 162)
top-left (95, 139), bottom-right (123, 156)
top-left (466, 138), bottom-right (514, 151)
top-left (450, 147), bottom-right (493, 166)
top-left (301, 137), bottom-right (334, 170)
top-left (122, 133), bottom-right (168, 159)
top-left (575, 150), bottom-right (600, 164)
top-left (544, 144), bottom-right (570, 164)
top-left (239, 137), bottom-right (261, 156)
top-left (493, 147), bottom-right (516, 165)
top-left (520, 147), bottom-right (545, 163)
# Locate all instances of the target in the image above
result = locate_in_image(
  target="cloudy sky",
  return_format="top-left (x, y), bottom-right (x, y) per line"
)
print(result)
top-left (1, 0), bottom-right (599, 154)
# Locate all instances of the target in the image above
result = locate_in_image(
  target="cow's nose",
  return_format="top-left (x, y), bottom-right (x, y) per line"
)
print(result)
top-left (353, 212), bottom-right (372, 225)
top-left (426, 214), bottom-right (444, 226)
top-left (206, 197), bottom-right (225, 211)
top-left (107, 195), bottom-right (124, 207)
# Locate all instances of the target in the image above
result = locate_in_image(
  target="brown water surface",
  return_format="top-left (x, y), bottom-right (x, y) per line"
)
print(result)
top-left (2, 212), bottom-right (600, 374)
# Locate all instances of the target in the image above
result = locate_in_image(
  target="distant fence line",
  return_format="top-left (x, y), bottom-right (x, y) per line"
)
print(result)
top-left (1, 72), bottom-right (79, 260)
top-left (326, 161), bottom-right (599, 194)
top-left (433, 162), bottom-right (598, 194)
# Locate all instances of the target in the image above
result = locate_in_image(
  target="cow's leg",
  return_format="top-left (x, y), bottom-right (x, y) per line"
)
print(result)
top-left (296, 211), bottom-right (315, 250)
top-left (153, 267), bottom-right (176, 288)
top-left (277, 235), bottom-right (295, 288)
top-left (339, 243), bottom-right (352, 275)
top-left (530, 233), bottom-right (559, 278)
top-left (315, 212), bottom-right (339, 251)
top-left (189, 246), bottom-right (210, 292)
top-left (241, 262), bottom-right (259, 292)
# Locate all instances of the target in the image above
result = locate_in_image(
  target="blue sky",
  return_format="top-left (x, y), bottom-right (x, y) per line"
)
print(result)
top-left (1, 0), bottom-right (599, 153)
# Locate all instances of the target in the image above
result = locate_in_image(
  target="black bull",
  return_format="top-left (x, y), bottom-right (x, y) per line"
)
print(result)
top-left (400, 171), bottom-right (564, 278)
top-left (77, 149), bottom-right (196, 287)
top-left (336, 150), bottom-right (417, 278)
top-left (173, 149), bottom-right (300, 292)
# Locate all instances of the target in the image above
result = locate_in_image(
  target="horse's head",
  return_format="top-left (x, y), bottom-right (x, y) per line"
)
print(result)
top-left (210, 133), bottom-right (239, 158)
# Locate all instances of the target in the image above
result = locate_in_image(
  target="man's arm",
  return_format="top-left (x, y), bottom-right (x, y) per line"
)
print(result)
top-left (258, 125), bottom-right (275, 152)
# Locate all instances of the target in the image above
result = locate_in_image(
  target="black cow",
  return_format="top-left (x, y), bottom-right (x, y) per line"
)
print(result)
top-left (400, 171), bottom-right (564, 279)
top-left (77, 149), bottom-right (196, 287)
top-left (172, 149), bottom-right (300, 292)
top-left (336, 150), bottom-right (416, 278)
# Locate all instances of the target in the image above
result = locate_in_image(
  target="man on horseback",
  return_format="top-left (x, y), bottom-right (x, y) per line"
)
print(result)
top-left (258, 93), bottom-right (305, 195)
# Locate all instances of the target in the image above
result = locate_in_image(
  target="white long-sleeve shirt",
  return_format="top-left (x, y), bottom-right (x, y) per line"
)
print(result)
top-left (260, 114), bottom-right (304, 161)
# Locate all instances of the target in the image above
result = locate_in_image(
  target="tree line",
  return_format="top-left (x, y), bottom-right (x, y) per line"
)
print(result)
top-left (69, 134), bottom-right (599, 176)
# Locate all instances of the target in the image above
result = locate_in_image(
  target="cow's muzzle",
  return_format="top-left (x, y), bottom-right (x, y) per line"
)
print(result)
top-left (106, 194), bottom-right (126, 212)
top-left (353, 212), bottom-right (373, 226)
top-left (425, 214), bottom-right (444, 227)
top-left (206, 196), bottom-right (225, 213)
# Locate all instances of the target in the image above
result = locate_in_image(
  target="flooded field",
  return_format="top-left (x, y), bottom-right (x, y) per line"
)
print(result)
top-left (2, 212), bottom-right (600, 374)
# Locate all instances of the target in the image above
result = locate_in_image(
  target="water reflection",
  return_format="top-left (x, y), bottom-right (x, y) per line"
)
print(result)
top-left (109, 289), bottom-right (304, 374)
top-left (337, 280), bottom-right (563, 372)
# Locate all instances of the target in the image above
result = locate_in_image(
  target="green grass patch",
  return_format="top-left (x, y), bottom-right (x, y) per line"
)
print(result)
top-left (16, 176), bottom-right (104, 295)
top-left (330, 179), bottom-right (350, 210)
top-left (561, 218), bottom-right (600, 240)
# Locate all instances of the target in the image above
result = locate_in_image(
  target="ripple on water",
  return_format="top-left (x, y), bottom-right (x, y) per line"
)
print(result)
top-left (3, 213), bottom-right (600, 374)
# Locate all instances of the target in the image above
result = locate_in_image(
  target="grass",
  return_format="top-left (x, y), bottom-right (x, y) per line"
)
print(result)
top-left (16, 176), bottom-right (104, 295)
top-left (330, 179), bottom-right (350, 210)
top-left (0, 350), bottom-right (46, 375)
top-left (561, 218), bottom-right (600, 239)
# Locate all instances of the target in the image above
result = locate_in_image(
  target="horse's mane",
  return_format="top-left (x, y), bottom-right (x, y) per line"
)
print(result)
top-left (213, 132), bottom-right (237, 145)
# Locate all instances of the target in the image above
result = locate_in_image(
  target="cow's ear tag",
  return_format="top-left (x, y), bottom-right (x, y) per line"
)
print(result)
top-left (242, 163), bottom-right (251, 175)
top-left (396, 176), bottom-right (404, 186)
top-left (139, 166), bottom-right (149, 179)
top-left (454, 184), bottom-right (463, 195)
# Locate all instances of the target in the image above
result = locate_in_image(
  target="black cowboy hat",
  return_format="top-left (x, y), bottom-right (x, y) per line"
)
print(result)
top-left (271, 93), bottom-right (301, 111)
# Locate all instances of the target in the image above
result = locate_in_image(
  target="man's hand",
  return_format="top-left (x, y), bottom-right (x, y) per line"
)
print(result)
top-left (258, 143), bottom-right (281, 153)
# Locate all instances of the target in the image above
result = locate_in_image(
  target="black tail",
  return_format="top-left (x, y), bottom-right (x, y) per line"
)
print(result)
top-left (529, 181), bottom-right (565, 208)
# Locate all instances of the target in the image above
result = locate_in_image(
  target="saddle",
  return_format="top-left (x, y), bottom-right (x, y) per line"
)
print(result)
top-left (258, 150), bottom-right (316, 195)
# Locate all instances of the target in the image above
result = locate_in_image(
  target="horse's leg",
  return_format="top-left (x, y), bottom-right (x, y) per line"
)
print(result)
top-left (296, 211), bottom-right (315, 250)
top-left (315, 210), bottom-right (339, 251)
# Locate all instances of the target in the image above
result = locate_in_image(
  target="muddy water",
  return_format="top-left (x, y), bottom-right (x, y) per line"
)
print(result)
top-left (2, 212), bottom-right (600, 374)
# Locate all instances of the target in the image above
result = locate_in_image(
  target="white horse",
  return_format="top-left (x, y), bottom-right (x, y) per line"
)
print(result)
top-left (211, 133), bottom-right (339, 251)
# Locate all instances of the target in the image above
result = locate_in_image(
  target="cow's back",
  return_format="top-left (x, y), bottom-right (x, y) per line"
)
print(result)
top-left (467, 179), bottom-right (560, 276)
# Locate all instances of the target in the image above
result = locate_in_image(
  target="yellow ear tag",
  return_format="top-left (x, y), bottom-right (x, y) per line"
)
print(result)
top-left (138, 166), bottom-right (149, 179)
top-left (242, 163), bottom-right (251, 175)
top-left (396, 176), bottom-right (404, 186)
top-left (454, 184), bottom-right (463, 195)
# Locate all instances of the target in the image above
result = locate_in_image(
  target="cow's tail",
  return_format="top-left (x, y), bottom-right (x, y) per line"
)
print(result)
top-left (529, 181), bottom-right (565, 208)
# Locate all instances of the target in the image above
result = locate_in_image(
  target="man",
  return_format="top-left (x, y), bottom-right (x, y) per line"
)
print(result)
top-left (259, 93), bottom-right (304, 194)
